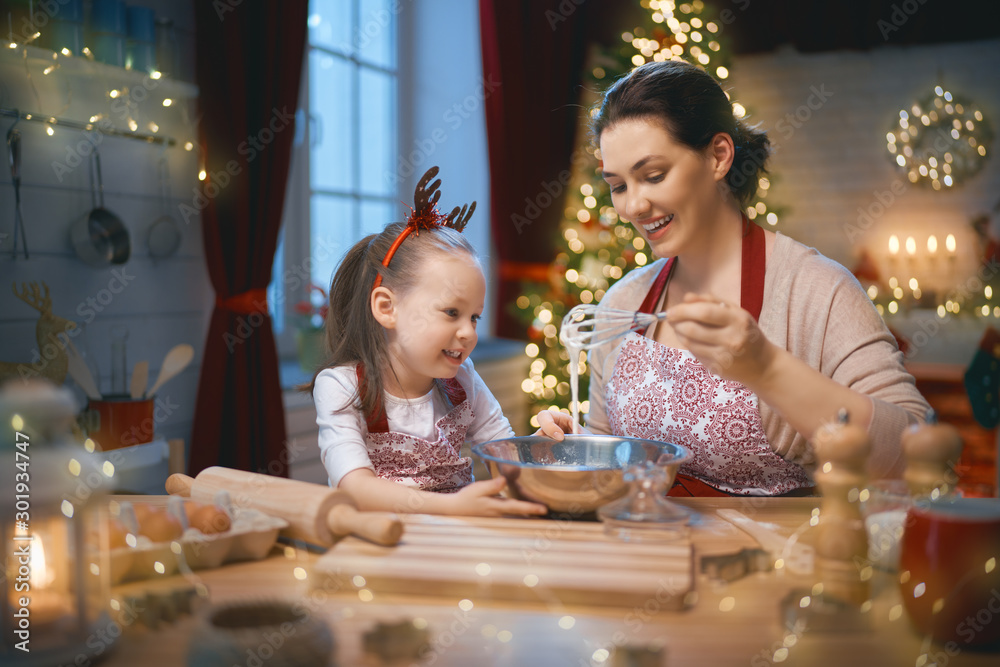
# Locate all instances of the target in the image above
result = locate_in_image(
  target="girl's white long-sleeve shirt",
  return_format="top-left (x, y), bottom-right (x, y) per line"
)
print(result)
top-left (314, 358), bottom-right (515, 487)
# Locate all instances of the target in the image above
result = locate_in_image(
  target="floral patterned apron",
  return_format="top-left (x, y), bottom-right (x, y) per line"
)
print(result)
top-left (357, 367), bottom-right (474, 492)
top-left (606, 222), bottom-right (812, 496)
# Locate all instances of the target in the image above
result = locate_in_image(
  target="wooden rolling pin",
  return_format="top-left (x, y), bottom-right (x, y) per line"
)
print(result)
top-left (166, 467), bottom-right (403, 547)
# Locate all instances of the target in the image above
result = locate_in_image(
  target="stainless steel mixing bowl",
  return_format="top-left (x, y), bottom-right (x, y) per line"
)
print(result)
top-left (472, 435), bottom-right (691, 514)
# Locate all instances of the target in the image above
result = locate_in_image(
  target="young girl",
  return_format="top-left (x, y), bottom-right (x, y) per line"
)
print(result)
top-left (308, 167), bottom-right (547, 517)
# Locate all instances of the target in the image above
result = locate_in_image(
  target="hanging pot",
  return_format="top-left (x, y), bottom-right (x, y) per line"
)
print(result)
top-left (147, 153), bottom-right (181, 258)
top-left (71, 146), bottom-right (131, 266)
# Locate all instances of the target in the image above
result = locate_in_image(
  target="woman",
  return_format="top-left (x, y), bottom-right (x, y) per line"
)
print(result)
top-left (538, 60), bottom-right (929, 496)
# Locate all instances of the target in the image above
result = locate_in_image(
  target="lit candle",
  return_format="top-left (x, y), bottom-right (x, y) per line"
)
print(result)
top-left (16, 533), bottom-right (73, 631)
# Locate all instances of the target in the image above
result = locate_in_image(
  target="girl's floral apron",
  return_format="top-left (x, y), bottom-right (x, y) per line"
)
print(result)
top-left (357, 367), bottom-right (474, 492)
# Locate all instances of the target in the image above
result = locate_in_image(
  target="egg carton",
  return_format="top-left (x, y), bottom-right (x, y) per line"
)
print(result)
top-left (109, 496), bottom-right (288, 585)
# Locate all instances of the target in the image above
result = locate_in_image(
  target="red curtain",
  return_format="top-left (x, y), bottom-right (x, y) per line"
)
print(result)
top-left (188, 2), bottom-right (307, 477)
top-left (479, 0), bottom-right (596, 338)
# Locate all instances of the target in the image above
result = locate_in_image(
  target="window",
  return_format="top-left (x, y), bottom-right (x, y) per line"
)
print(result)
top-left (271, 1), bottom-right (492, 355)
top-left (270, 0), bottom-right (399, 348)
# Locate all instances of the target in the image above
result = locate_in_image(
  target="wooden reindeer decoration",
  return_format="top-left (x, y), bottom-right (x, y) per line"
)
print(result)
top-left (0, 282), bottom-right (77, 386)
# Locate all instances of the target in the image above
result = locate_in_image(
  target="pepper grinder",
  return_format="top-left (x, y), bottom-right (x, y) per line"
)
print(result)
top-left (901, 408), bottom-right (963, 499)
top-left (812, 408), bottom-right (871, 607)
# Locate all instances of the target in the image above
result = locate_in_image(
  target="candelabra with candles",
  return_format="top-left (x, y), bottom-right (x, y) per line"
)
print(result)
top-left (880, 232), bottom-right (960, 313)
top-left (887, 234), bottom-right (900, 287)
top-left (1, 380), bottom-right (114, 666)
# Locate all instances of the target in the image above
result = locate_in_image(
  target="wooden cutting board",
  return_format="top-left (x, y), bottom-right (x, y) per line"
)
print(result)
top-left (312, 514), bottom-right (694, 609)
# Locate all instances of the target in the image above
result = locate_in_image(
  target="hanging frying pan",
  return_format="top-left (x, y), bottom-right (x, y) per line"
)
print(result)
top-left (71, 144), bottom-right (131, 265)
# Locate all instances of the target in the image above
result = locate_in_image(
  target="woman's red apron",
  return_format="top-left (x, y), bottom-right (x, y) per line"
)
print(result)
top-left (605, 222), bottom-right (811, 496)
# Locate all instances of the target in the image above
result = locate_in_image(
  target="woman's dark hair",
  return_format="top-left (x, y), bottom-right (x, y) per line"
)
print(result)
top-left (592, 59), bottom-right (770, 209)
top-left (303, 223), bottom-right (478, 423)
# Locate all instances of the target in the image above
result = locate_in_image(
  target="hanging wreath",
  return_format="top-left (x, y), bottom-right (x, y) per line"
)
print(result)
top-left (886, 86), bottom-right (993, 190)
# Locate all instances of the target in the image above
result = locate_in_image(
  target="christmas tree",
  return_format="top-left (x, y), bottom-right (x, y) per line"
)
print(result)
top-left (515, 0), bottom-right (786, 431)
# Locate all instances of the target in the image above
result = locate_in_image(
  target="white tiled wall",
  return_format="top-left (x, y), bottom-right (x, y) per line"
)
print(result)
top-left (729, 39), bottom-right (1000, 289)
top-left (0, 0), bottom-right (206, 450)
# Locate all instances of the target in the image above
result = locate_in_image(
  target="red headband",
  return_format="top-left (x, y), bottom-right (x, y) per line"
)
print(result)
top-left (373, 166), bottom-right (476, 289)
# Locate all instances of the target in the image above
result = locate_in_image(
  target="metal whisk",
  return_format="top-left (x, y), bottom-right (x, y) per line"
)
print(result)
top-left (560, 304), bottom-right (668, 350)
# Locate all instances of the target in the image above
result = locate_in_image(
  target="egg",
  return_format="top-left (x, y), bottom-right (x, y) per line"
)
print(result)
top-left (189, 505), bottom-right (231, 535)
top-left (180, 500), bottom-right (204, 528)
top-left (137, 508), bottom-right (184, 542)
top-left (131, 502), bottom-right (154, 524)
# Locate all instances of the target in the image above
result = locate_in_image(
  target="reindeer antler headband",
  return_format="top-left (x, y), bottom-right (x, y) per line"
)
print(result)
top-left (373, 166), bottom-right (476, 289)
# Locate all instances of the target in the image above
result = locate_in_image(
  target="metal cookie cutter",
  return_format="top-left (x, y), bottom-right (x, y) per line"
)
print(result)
top-left (701, 547), bottom-right (775, 582)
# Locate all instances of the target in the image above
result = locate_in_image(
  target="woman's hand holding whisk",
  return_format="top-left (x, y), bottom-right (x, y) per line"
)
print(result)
top-left (535, 409), bottom-right (593, 441)
top-left (665, 293), bottom-right (779, 388)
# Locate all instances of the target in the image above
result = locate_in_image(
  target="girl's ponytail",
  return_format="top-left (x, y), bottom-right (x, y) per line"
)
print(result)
top-left (302, 233), bottom-right (387, 422)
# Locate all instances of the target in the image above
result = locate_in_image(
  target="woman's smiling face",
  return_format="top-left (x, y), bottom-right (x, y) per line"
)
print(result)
top-left (600, 118), bottom-right (727, 259)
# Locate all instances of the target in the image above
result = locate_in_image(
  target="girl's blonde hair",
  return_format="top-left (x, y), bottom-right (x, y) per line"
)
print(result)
top-left (305, 223), bottom-right (479, 423)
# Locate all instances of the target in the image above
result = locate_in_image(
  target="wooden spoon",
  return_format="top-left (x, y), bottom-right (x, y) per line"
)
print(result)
top-left (146, 344), bottom-right (194, 397)
top-left (129, 360), bottom-right (148, 399)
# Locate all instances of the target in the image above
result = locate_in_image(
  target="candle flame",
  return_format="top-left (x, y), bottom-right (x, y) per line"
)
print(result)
top-left (30, 535), bottom-right (55, 588)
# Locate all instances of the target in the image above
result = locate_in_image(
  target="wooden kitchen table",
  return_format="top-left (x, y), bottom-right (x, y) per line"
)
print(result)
top-left (98, 497), bottom-right (999, 667)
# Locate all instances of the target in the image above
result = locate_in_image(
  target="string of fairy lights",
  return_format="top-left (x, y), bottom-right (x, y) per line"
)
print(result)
top-left (2, 32), bottom-right (200, 171)
top-left (517, 0), bottom-right (781, 426)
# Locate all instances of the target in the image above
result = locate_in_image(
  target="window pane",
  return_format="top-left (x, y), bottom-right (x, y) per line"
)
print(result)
top-left (310, 51), bottom-right (354, 192)
top-left (357, 0), bottom-right (396, 68)
top-left (311, 194), bottom-right (356, 290)
top-left (359, 68), bottom-right (395, 197)
top-left (360, 199), bottom-right (398, 237)
top-left (308, 0), bottom-right (352, 54)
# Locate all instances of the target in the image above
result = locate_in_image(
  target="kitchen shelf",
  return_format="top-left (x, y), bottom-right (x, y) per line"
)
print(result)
top-left (1, 105), bottom-right (176, 145)
top-left (0, 43), bottom-right (198, 148)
